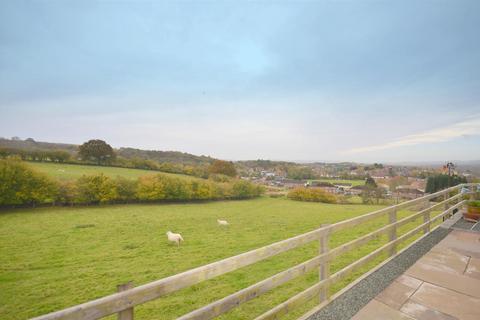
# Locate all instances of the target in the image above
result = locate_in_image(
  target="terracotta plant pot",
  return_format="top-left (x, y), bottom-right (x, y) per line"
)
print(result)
top-left (464, 204), bottom-right (480, 222)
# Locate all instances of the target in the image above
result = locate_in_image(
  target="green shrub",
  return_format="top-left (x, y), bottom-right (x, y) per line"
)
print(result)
top-left (231, 180), bottom-right (264, 199)
top-left (468, 200), bottom-right (480, 208)
top-left (136, 174), bottom-right (191, 201)
top-left (56, 180), bottom-right (78, 205)
top-left (208, 173), bottom-right (232, 183)
top-left (287, 187), bottom-right (337, 204)
top-left (114, 176), bottom-right (138, 202)
top-left (136, 174), bottom-right (262, 201)
top-left (190, 180), bottom-right (217, 200)
top-left (76, 174), bottom-right (118, 204)
top-left (0, 159), bottom-right (58, 206)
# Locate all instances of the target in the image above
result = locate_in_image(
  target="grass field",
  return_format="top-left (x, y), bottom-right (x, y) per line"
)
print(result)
top-left (314, 179), bottom-right (365, 187)
top-left (0, 197), bottom-right (439, 320)
top-left (27, 162), bottom-right (193, 181)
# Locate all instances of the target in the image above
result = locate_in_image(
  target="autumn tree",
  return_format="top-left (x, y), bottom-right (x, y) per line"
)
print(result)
top-left (286, 166), bottom-right (315, 180)
top-left (208, 160), bottom-right (237, 177)
top-left (78, 139), bottom-right (115, 164)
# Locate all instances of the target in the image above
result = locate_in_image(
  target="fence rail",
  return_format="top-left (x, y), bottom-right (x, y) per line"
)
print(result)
top-left (31, 184), bottom-right (475, 320)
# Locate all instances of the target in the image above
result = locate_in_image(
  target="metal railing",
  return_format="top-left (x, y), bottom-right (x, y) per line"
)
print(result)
top-left (32, 184), bottom-right (475, 320)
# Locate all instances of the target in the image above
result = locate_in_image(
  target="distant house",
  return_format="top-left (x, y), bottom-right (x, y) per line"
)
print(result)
top-left (407, 178), bottom-right (427, 192)
top-left (372, 175), bottom-right (388, 180)
top-left (282, 179), bottom-right (307, 189)
top-left (260, 171), bottom-right (276, 178)
top-left (395, 187), bottom-right (424, 199)
top-left (350, 185), bottom-right (364, 195)
top-left (332, 182), bottom-right (353, 187)
top-left (311, 181), bottom-right (337, 194)
top-left (311, 181), bottom-right (334, 187)
top-left (377, 183), bottom-right (390, 190)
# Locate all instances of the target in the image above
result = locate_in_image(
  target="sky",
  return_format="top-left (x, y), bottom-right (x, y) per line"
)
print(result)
top-left (1, 1), bottom-right (480, 163)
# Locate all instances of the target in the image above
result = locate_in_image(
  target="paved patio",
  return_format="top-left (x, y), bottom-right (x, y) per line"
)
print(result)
top-left (351, 229), bottom-right (480, 320)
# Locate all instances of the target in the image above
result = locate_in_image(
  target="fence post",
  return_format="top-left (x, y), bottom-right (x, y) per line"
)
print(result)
top-left (442, 191), bottom-right (449, 221)
top-left (319, 229), bottom-right (330, 302)
top-left (444, 191), bottom-right (448, 210)
top-left (117, 281), bottom-right (134, 320)
top-left (388, 209), bottom-right (397, 256)
top-left (423, 204), bottom-right (430, 234)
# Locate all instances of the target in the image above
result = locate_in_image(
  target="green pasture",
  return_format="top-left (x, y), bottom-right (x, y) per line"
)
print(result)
top-left (27, 162), bottom-right (193, 181)
top-left (0, 197), bottom-right (441, 320)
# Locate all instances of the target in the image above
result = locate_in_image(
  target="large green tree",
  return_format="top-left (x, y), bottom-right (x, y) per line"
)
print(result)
top-left (365, 176), bottom-right (377, 188)
top-left (78, 139), bottom-right (115, 164)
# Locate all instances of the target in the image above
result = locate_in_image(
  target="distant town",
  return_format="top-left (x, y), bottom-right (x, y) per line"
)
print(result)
top-left (238, 160), bottom-right (478, 203)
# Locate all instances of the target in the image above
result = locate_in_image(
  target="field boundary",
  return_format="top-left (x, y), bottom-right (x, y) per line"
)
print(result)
top-left (31, 184), bottom-right (475, 320)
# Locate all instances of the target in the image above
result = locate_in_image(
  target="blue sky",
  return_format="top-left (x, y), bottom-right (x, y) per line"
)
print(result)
top-left (1, 1), bottom-right (479, 162)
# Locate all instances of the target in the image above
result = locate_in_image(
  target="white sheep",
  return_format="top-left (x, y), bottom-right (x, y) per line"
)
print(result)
top-left (217, 219), bottom-right (229, 226)
top-left (166, 231), bottom-right (184, 246)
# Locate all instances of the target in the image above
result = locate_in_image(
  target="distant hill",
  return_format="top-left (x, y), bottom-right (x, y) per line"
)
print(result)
top-left (117, 147), bottom-right (214, 165)
top-left (236, 159), bottom-right (295, 169)
top-left (0, 138), bottom-right (215, 165)
top-left (0, 138), bottom-right (78, 153)
top-left (386, 160), bottom-right (480, 175)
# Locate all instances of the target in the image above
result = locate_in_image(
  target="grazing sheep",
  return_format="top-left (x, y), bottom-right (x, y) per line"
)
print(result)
top-left (166, 231), bottom-right (184, 246)
top-left (217, 219), bottom-right (229, 226)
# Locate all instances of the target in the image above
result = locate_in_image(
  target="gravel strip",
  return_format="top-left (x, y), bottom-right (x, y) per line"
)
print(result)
top-left (452, 218), bottom-right (476, 231)
top-left (307, 228), bottom-right (451, 320)
top-left (472, 222), bottom-right (480, 232)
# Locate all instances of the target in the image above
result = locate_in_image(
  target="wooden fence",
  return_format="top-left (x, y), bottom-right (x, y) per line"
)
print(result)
top-left (31, 184), bottom-right (475, 320)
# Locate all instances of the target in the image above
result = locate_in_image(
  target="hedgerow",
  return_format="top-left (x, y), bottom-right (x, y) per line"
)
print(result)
top-left (287, 187), bottom-right (337, 204)
top-left (0, 159), bottom-right (264, 208)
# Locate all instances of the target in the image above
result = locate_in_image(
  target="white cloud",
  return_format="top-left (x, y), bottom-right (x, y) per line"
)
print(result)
top-left (344, 114), bottom-right (480, 154)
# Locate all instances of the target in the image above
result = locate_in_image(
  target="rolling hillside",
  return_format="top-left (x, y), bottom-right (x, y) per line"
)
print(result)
top-left (0, 138), bottom-right (215, 165)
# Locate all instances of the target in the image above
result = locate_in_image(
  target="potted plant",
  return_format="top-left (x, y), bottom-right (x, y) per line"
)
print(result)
top-left (465, 200), bottom-right (480, 222)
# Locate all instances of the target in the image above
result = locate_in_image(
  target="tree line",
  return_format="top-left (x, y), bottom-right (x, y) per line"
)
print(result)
top-left (425, 174), bottom-right (467, 193)
top-left (0, 139), bottom-right (238, 179)
top-left (0, 147), bottom-right (71, 162)
top-left (0, 159), bottom-right (263, 208)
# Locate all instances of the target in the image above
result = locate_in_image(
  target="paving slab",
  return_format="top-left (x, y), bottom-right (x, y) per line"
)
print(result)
top-left (375, 281), bottom-right (417, 310)
top-left (400, 300), bottom-right (457, 320)
top-left (405, 254), bottom-right (480, 298)
top-left (394, 275), bottom-right (423, 290)
top-left (464, 257), bottom-right (480, 280)
top-left (351, 300), bottom-right (414, 320)
top-left (410, 282), bottom-right (480, 320)
top-left (414, 249), bottom-right (469, 275)
top-left (435, 229), bottom-right (480, 258)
